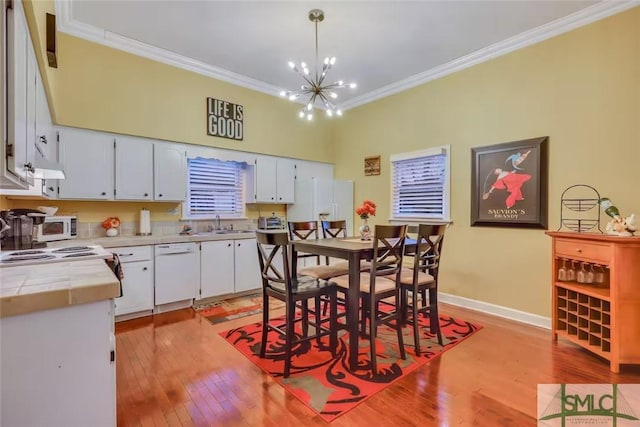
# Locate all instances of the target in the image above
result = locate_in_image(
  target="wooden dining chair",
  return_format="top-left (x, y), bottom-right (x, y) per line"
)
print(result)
top-left (330, 224), bottom-right (408, 374)
top-left (255, 231), bottom-right (338, 378)
top-left (290, 220), bottom-right (351, 280)
top-left (385, 224), bottom-right (446, 355)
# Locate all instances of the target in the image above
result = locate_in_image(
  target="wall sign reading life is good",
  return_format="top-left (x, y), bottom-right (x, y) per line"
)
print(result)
top-left (207, 98), bottom-right (244, 141)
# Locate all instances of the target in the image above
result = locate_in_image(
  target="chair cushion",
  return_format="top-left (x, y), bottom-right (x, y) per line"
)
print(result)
top-left (396, 267), bottom-right (435, 287)
top-left (268, 276), bottom-right (335, 295)
top-left (330, 273), bottom-right (398, 295)
top-left (299, 262), bottom-right (350, 280)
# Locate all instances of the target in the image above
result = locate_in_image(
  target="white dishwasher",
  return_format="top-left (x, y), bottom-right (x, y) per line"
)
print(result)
top-left (154, 242), bottom-right (200, 306)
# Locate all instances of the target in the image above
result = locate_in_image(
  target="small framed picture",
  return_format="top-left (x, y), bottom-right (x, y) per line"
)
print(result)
top-left (364, 156), bottom-right (381, 176)
top-left (471, 136), bottom-right (548, 229)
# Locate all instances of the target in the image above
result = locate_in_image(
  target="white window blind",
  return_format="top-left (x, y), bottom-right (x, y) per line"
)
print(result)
top-left (185, 158), bottom-right (245, 218)
top-left (391, 147), bottom-right (450, 221)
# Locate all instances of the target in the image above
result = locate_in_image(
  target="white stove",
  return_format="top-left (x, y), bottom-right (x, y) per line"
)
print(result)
top-left (0, 245), bottom-right (114, 268)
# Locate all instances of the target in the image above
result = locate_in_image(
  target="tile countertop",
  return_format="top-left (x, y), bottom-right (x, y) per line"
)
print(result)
top-left (0, 259), bottom-right (120, 318)
top-left (46, 230), bottom-right (259, 249)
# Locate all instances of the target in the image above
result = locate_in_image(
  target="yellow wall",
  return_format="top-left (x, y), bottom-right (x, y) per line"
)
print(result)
top-left (22, 1), bottom-right (333, 162)
top-left (332, 7), bottom-right (640, 316)
top-left (16, 2), bottom-right (640, 317)
top-left (1, 196), bottom-right (285, 223)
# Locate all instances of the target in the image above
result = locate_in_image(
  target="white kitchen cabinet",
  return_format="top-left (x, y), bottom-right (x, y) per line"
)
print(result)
top-left (200, 240), bottom-right (235, 299)
top-left (2, 0), bottom-right (34, 188)
top-left (58, 127), bottom-right (115, 199)
top-left (234, 238), bottom-right (262, 293)
top-left (200, 238), bottom-right (261, 299)
top-left (154, 142), bottom-right (186, 201)
top-left (115, 136), bottom-right (153, 200)
top-left (0, 299), bottom-right (116, 427)
top-left (111, 246), bottom-right (154, 317)
top-left (250, 156), bottom-right (296, 204)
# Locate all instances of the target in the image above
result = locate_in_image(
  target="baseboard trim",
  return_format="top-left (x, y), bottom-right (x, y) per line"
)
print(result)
top-left (439, 292), bottom-right (551, 329)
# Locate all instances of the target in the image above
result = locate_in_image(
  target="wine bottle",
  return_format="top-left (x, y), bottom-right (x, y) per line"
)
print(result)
top-left (598, 198), bottom-right (622, 220)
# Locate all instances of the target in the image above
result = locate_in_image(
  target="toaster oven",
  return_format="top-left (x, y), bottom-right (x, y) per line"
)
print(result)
top-left (257, 216), bottom-right (285, 230)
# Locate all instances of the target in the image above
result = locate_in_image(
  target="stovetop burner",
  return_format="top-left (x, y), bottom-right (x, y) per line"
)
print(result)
top-left (8, 250), bottom-right (47, 256)
top-left (1, 254), bottom-right (56, 262)
top-left (52, 246), bottom-right (92, 253)
top-left (62, 252), bottom-right (98, 258)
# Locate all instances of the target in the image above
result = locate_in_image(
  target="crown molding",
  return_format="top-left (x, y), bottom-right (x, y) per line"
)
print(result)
top-left (341, 1), bottom-right (640, 110)
top-left (55, 0), bottom-right (639, 111)
top-left (54, 0), bottom-right (283, 98)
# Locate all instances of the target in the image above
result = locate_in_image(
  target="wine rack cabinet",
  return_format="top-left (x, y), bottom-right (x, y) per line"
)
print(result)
top-left (547, 232), bottom-right (640, 373)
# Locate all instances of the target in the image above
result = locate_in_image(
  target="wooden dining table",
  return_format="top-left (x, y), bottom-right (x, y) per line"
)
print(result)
top-left (291, 236), bottom-right (416, 371)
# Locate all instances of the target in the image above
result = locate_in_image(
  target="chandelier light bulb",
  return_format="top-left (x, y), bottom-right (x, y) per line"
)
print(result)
top-left (349, 83), bottom-right (357, 89)
top-left (281, 9), bottom-right (356, 119)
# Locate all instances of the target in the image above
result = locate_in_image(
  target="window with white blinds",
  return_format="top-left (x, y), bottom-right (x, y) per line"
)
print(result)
top-left (184, 158), bottom-right (245, 219)
top-left (390, 146), bottom-right (450, 221)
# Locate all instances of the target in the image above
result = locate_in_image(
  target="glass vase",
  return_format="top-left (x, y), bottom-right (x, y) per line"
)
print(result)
top-left (359, 218), bottom-right (372, 240)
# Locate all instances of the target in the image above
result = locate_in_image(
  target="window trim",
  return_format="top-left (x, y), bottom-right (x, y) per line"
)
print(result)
top-left (389, 145), bottom-right (451, 223)
top-left (181, 157), bottom-right (247, 220)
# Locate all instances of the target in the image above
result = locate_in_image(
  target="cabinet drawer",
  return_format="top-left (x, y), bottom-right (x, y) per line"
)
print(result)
top-left (110, 245), bottom-right (152, 262)
top-left (555, 239), bottom-right (611, 264)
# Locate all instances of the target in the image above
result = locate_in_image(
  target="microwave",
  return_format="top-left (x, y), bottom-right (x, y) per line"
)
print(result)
top-left (34, 216), bottom-right (78, 242)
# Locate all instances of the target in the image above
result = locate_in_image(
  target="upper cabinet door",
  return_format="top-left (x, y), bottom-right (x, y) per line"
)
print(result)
top-left (34, 72), bottom-right (55, 162)
top-left (154, 142), bottom-right (186, 201)
top-left (254, 157), bottom-right (277, 202)
top-left (115, 136), bottom-right (153, 200)
top-left (5, 0), bottom-right (33, 186)
top-left (58, 127), bottom-right (114, 200)
top-left (276, 158), bottom-right (296, 204)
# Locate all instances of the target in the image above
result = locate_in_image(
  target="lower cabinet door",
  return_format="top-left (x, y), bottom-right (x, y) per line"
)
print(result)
top-left (234, 239), bottom-right (262, 293)
top-left (115, 260), bottom-right (154, 315)
top-left (200, 241), bottom-right (235, 299)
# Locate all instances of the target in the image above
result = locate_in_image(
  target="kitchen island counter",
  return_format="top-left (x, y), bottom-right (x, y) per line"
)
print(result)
top-left (0, 259), bottom-right (120, 318)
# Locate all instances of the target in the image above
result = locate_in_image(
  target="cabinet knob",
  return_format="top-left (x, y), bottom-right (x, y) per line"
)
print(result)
top-left (228, 243), bottom-right (231, 247)
top-left (23, 162), bottom-right (35, 172)
top-left (101, 192), bottom-right (107, 196)
top-left (40, 135), bottom-right (48, 144)
top-left (48, 187), bottom-right (54, 191)
top-left (271, 197), bottom-right (274, 200)
top-left (144, 193), bottom-right (148, 197)
top-left (237, 243), bottom-right (241, 247)
top-left (576, 248), bottom-right (582, 253)
top-left (158, 194), bottom-right (163, 198)
top-left (143, 267), bottom-right (148, 271)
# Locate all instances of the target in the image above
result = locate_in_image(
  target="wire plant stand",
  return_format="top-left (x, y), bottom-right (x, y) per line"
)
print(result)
top-left (558, 184), bottom-right (602, 233)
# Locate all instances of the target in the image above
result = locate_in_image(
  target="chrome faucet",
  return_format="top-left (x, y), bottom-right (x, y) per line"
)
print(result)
top-left (215, 215), bottom-right (221, 231)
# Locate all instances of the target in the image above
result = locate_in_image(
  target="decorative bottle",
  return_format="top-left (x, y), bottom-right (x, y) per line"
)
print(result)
top-left (598, 198), bottom-right (622, 220)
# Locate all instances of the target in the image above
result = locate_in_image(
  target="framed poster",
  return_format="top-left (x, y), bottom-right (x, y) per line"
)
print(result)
top-left (471, 136), bottom-right (548, 229)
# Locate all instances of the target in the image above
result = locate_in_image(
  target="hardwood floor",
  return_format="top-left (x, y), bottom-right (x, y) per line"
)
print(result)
top-left (115, 304), bottom-right (640, 426)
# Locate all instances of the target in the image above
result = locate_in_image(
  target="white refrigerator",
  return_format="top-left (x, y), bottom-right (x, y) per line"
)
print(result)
top-left (287, 178), bottom-right (354, 236)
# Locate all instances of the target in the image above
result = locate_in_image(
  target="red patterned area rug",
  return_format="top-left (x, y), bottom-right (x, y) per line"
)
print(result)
top-left (220, 314), bottom-right (481, 422)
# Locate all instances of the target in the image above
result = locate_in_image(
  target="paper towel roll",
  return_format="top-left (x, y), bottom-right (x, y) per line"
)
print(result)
top-left (138, 208), bottom-right (151, 235)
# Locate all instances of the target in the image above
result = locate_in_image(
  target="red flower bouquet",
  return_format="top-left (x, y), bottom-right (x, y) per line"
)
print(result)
top-left (355, 200), bottom-right (376, 220)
